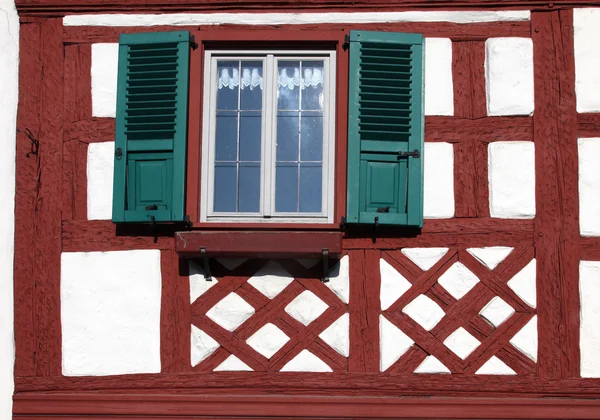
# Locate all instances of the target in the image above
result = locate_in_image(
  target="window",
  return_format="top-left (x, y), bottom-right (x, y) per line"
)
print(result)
top-left (200, 51), bottom-right (336, 223)
top-left (111, 30), bottom-right (425, 228)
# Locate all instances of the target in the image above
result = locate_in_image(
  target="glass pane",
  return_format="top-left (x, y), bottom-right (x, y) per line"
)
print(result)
top-left (214, 163), bottom-right (236, 212)
top-left (299, 163), bottom-right (322, 213)
top-left (215, 112), bottom-right (238, 161)
top-left (301, 60), bottom-right (324, 111)
top-left (240, 61), bottom-right (263, 111)
top-left (216, 61), bottom-right (239, 111)
top-left (238, 163), bottom-right (261, 213)
top-left (300, 111), bottom-right (323, 161)
top-left (239, 112), bottom-right (261, 162)
top-left (275, 163), bottom-right (298, 212)
top-left (277, 61), bottom-right (300, 111)
top-left (276, 113), bottom-right (299, 161)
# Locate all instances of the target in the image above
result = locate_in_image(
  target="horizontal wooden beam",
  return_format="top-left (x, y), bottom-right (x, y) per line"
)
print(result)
top-left (16, 0), bottom-right (600, 15)
top-left (176, 230), bottom-right (343, 257)
top-left (577, 113), bottom-right (600, 138)
top-left (62, 21), bottom-right (530, 43)
top-left (581, 237), bottom-right (600, 261)
top-left (12, 389), bottom-right (600, 418)
top-left (64, 117), bottom-right (533, 145)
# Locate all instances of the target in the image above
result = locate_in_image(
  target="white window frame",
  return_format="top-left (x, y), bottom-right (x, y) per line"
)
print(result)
top-left (200, 49), bottom-right (336, 223)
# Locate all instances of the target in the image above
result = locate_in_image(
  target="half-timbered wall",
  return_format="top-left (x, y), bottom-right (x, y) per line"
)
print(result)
top-left (9, 1), bottom-right (600, 419)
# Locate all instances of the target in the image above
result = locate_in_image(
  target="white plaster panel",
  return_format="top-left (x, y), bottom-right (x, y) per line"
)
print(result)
top-left (319, 313), bottom-right (350, 357)
top-left (247, 261), bottom-right (293, 299)
top-left (488, 141), bottom-right (536, 218)
top-left (87, 141), bottom-right (115, 220)
top-left (91, 43), bottom-right (119, 117)
top-left (0, 0), bottom-right (18, 416)
top-left (61, 250), bottom-right (162, 376)
top-left (206, 293), bottom-right (255, 332)
top-left (189, 261), bottom-right (218, 303)
top-left (509, 316), bottom-right (538, 362)
top-left (574, 9), bottom-right (600, 112)
top-left (280, 350), bottom-right (332, 372)
top-left (246, 323), bottom-right (289, 359)
top-left (443, 327), bottom-right (480, 360)
top-left (414, 356), bottom-right (450, 374)
top-left (402, 295), bottom-right (445, 331)
top-left (424, 38), bottom-right (453, 116)
top-left (191, 325), bottom-right (219, 367)
top-left (507, 259), bottom-right (536, 308)
top-left (485, 37), bottom-right (534, 116)
top-left (424, 142), bottom-right (454, 219)
top-left (475, 356), bottom-right (516, 375)
top-left (214, 355), bottom-right (252, 371)
top-left (401, 248), bottom-right (448, 271)
top-left (64, 11), bottom-right (531, 26)
top-left (437, 262), bottom-right (479, 300)
top-left (380, 259), bottom-right (412, 311)
top-left (467, 246), bottom-right (514, 270)
top-left (284, 291), bottom-right (328, 326)
top-left (380, 315), bottom-right (414, 372)
top-left (578, 138), bottom-right (600, 236)
top-left (479, 296), bottom-right (515, 328)
top-left (326, 255), bottom-right (350, 304)
top-left (580, 261), bottom-right (600, 377)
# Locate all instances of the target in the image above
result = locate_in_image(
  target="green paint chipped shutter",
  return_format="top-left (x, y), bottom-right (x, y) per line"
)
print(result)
top-left (346, 30), bottom-right (424, 227)
top-left (112, 31), bottom-right (190, 223)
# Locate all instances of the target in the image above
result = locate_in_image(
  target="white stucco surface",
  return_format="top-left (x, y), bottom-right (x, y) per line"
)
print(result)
top-left (424, 142), bottom-right (455, 219)
top-left (247, 261), bottom-right (293, 299)
top-left (189, 261), bottom-right (218, 302)
top-left (64, 11), bottom-right (530, 26)
top-left (214, 355), bottom-right (252, 371)
top-left (380, 315), bottom-right (413, 372)
top-left (467, 246), bottom-right (513, 270)
top-left (285, 290), bottom-right (328, 326)
top-left (91, 43), bottom-right (119, 118)
top-left (475, 356), bottom-right (516, 375)
top-left (87, 141), bottom-right (115, 220)
top-left (414, 356), bottom-right (450, 374)
top-left (280, 350), bottom-right (332, 372)
top-left (437, 262), bottom-right (479, 299)
top-left (509, 315), bottom-right (537, 362)
top-left (191, 325), bottom-right (219, 367)
top-left (380, 259), bottom-right (412, 311)
top-left (574, 9), bottom-right (600, 113)
top-left (325, 255), bottom-right (350, 304)
top-left (507, 259), bottom-right (536, 308)
top-left (578, 138), bottom-right (600, 236)
top-left (488, 141), bottom-right (536, 218)
top-left (206, 292), bottom-right (255, 332)
top-left (424, 38), bottom-right (453, 116)
top-left (402, 295), bottom-right (445, 331)
top-left (401, 248), bottom-right (448, 271)
top-left (319, 313), bottom-right (349, 357)
top-left (485, 37), bottom-right (534, 116)
top-left (479, 296), bottom-right (514, 328)
top-left (0, 0), bottom-right (17, 416)
top-left (61, 250), bottom-right (162, 376)
top-left (246, 323), bottom-right (289, 359)
top-left (580, 261), bottom-right (600, 377)
top-left (443, 327), bottom-right (480, 360)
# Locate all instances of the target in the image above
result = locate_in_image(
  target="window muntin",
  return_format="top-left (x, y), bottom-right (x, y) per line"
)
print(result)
top-left (201, 51), bottom-right (336, 223)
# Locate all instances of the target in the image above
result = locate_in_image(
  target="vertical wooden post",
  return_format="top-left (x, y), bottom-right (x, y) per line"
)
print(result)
top-left (532, 10), bottom-right (580, 379)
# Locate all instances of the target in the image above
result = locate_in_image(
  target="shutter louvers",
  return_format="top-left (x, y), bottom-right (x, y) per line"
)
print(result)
top-left (346, 30), bottom-right (424, 227)
top-left (112, 31), bottom-right (190, 223)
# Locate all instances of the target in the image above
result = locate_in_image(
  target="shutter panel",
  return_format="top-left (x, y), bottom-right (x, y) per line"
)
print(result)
top-left (346, 30), bottom-right (424, 227)
top-left (112, 31), bottom-right (190, 223)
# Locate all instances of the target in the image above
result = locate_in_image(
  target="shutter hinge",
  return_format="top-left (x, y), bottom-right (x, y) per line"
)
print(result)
top-left (397, 149), bottom-right (420, 158)
top-left (342, 34), bottom-right (350, 50)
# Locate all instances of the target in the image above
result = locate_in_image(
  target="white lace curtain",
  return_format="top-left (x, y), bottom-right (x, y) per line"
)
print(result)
top-left (218, 67), bottom-right (324, 90)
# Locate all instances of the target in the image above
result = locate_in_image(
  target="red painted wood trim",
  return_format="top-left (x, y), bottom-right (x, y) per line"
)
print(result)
top-left (63, 44), bottom-right (92, 123)
top-left (581, 237), bottom-right (600, 261)
top-left (12, 393), bottom-right (600, 419)
top-left (474, 139), bottom-right (491, 217)
top-left (13, 20), bottom-right (42, 378)
top-left (67, 116), bottom-right (533, 146)
top-left (175, 231), bottom-right (343, 257)
top-left (62, 220), bottom-right (175, 252)
top-left (62, 140), bottom-right (88, 220)
top-left (30, 18), bottom-right (64, 377)
top-left (532, 9), bottom-right (580, 379)
top-left (17, 0), bottom-right (600, 15)
top-left (334, 32), bottom-right (348, 226)
top-left (452, 41), bottom-right (486, 119)
top-left (62, 21), bottom-right (530, 44)
top-left (577, 112), bottom-right (600, 138)
top-left (160, 250), bottom-right (191, 373)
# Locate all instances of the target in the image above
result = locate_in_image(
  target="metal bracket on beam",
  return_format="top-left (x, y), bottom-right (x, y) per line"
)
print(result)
top-left (322, 248), bottom-right (329, 283)
top-left (200, 247), bottom-right (212, 281)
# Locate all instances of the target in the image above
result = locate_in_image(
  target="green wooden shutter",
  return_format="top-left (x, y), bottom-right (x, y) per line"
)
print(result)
top-left (112, 31), bottom-right (190, 223)
top-left (346, 30), bottom-right (424, 227)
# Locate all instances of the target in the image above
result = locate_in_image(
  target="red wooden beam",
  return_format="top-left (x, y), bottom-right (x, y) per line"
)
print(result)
top-left (12, 392), bottom-right (600, 418)
top-left (577, 112), bottom-right (600, 138)
top-left (532, 9), bottom-right (580, 379)
top-left (581, 237), bottom-right (600, 261)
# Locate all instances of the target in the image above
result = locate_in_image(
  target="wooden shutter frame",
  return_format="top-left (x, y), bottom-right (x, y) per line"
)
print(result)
top-left (112, 30), bottom-right (190, 223)
top-left (346, 30), bottom-right (425, 228)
